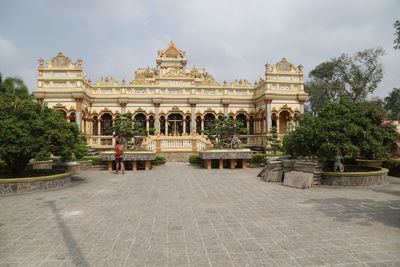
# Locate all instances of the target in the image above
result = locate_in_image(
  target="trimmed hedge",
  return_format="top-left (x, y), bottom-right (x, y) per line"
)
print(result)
top-left (151, 156), bottom-right (166, 166)
top-left (383, 159), bottom-right (400, 177)
top-left (189, 155), bottom-right (204, 165)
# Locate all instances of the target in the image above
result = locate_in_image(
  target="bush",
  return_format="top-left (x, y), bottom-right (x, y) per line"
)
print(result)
top-left (189, 154), bottom-right (204, 165)
top-left (383, 159), bottom-right (400, 177)
top-left (0, 159), bottom-right (6, 170)
top-left (151, 156), bottom-right (166, 166)
top-left (249, 154), bottom-right (267, 163)
top-left (81, 156), bottom-right (106, 165)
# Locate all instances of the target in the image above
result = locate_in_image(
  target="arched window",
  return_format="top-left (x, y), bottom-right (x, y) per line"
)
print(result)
top-left (204, 113), bottom-right (215, 130)
top-left (271, 113), bottom-right (278, 129)
top-left (100, 113), bottom-right (113, 135)
top-left (134, 113), bottom-right (146, 129)
top-left (168, 113), bottom-right (183, 136)
top-left (93, 116), bottom-right (98, 135)
top-left (69, 112), bottom-right (76, 123)
top-left (236, 113), bottom-right (247, 129)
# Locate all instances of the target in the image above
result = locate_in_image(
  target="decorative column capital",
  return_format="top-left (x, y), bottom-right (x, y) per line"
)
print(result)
top-left (264, 99), bottom-right (272, 104)
top-left (120, 103), bottom-right (127, 108)
top-left (223, 103), bottom-right (229, 108)
top-left (190, 103), bottom-right (196, 108)
top-left (299, 100), bottom-right (305, 105)
top-left (36, 98), bottom-right (44, 102)
top-left (154, 103), bottom-right (161, 108)
top-left (75, 98), bottom-right (83, 103)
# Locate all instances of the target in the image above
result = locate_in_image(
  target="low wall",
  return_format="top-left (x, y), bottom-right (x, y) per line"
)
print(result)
top-left (77, 160), bottom-right (92, 170)
top-left (321, 167), bottom-right (389, 186)
top-left (0, 172), bottom-right (72, 195)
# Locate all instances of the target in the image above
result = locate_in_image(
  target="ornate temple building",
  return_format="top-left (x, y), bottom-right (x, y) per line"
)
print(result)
top-left (33, 41), bottom-right (307, 153)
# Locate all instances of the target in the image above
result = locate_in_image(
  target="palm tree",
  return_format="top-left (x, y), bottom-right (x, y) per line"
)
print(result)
top-left (0, 72), bottom-right (30, 99)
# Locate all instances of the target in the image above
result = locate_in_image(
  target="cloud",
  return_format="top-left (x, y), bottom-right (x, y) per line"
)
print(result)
top-left (0, 36), bottom-right (22, 61)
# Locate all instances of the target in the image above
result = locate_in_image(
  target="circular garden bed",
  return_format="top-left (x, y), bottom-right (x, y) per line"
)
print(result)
top-left (321, 165), bottom-right (389, 186)
top-left (0, 169), bottom-right (73, 194)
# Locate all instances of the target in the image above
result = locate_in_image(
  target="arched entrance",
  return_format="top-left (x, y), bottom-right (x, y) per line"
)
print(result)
top-left (236, 113), bottom-right (247, 129)
top-left (92, 116), bottom-right (98, 135)
top-left (100, 113), bottom-right (113, 135)
top-left (279, 110), bottom-right (291, 134)
top-left (134, 113), bottom-right (146, 129)
top-left (168, 113), bottom-right (183, 136)
top-left (204, 113), bottom-right (215, 130)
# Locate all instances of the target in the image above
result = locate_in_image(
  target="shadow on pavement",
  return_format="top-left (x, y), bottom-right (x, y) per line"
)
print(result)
top-left (44, 200), bottom-right (89, 266)
top-left (305, 198), bottom-right (400, 228)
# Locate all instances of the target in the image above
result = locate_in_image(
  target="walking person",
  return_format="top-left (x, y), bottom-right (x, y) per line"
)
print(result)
top-left (114, 140), bottom-right (125, 174)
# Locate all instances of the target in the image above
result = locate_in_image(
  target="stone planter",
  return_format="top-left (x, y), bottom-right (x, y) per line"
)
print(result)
top-left (27, 160), bottom-right (53, 170)
top-left (321, 167), bottom-right (389, 186)
top-left (76, 160), bottom-right (92, 170)
top-left (53, 162), bottom-right (81, 174)
top-left (199, 149), bottom-right (253, 169)
top-left (0, 172), bottom-right (72, 194)
top-left (355, 159), bottom-right (384, 167)
top-left (100, 151), bottom-right (156, 171)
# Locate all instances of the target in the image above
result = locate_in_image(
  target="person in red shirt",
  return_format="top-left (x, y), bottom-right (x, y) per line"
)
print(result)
top-left (114, 141), bottom-right (125, 174)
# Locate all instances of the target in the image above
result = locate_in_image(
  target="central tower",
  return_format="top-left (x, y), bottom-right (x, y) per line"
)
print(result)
top-left (156, 41), bottom-right (187, 76)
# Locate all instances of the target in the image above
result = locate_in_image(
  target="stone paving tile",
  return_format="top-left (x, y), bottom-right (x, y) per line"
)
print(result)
top-left (0, 162), bottom-right (399, 267)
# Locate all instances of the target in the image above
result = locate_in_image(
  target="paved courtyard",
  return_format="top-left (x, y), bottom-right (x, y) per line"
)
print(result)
top-left (1, 162), bottom-right (399, 267)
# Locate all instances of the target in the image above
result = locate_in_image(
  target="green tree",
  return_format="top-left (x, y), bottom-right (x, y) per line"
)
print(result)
top-left (109, 113), bottom-right (150, 149)
top-left (0, 72), bottom-right (30, 100)
top-left (0, 97), bottom-right (87, 176)
top-left (266, 127), bottom-right (281, 153)
top-left (203, 116), bottom-right (248, 148)
top-left (384, 88), bottom-right (400, 120)
top-left (283, 101), bottom-right (400, 169)
top-left (394, 20), bottom-right (400, 50)
top-left (305, 47), bottom-right (385, 114)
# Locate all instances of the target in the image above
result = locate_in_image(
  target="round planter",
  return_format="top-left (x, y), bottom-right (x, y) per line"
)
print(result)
top-left (0, 172), bottom-right (72, 194)
top-left (355, 159), bottom-right (384, 167)
top-left (321, 167), bottom-right (389, 186)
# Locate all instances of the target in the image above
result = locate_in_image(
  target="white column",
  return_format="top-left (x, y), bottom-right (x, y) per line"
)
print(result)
top-left (190, 104), bottom-right (196, 134)
top-left (265, 100), bottom-right (272, 132)
top-left (154, 103), bottom-right (160, 134)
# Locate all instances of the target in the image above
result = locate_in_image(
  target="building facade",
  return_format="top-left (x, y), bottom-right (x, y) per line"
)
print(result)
top-left (33, 41), bottom-right (308, 152)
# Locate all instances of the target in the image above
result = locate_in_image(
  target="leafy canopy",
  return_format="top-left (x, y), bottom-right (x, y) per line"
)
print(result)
top-left (109, 113), bottom-right (150, 149)
top-left (384, 88), bottom-right (400, 120)
top-left (394, 20), bottom-right (400, 50)
top-left (203, 116), bottom-right (248, 148)
top-left (0, 73), bottom-right (88, 176)
top-left (305, 47), bottom-right (385, 115)
top-left (283, 101), bottom-right (400, 165)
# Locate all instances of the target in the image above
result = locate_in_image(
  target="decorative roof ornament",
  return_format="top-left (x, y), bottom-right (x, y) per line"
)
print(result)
top-left (48, 52), bottom-right (74, 67)
top-left (274, 58), bottom-right (296, 72)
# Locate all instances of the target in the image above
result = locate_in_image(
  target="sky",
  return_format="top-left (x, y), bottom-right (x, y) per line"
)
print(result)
top-left (0, 0), bottom-right (399, 98)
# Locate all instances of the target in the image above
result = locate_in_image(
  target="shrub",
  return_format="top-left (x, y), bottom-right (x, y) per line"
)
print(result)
top-left (81, 156), bottom-right (106, 165)
top-left (151, 156), bottom-right (166, 166)
top-left (0, 159), bottom-right (6, 170)
top-left (189, 154), bottom-right (204, 165)
top-left (249, 154), bottom-right (267, 163)
top-left (383, 159), bottom-right (400, 177)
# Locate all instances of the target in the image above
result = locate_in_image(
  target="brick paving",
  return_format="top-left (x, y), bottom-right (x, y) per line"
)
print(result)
top-left (0, 162), bottom-right (399, 267)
